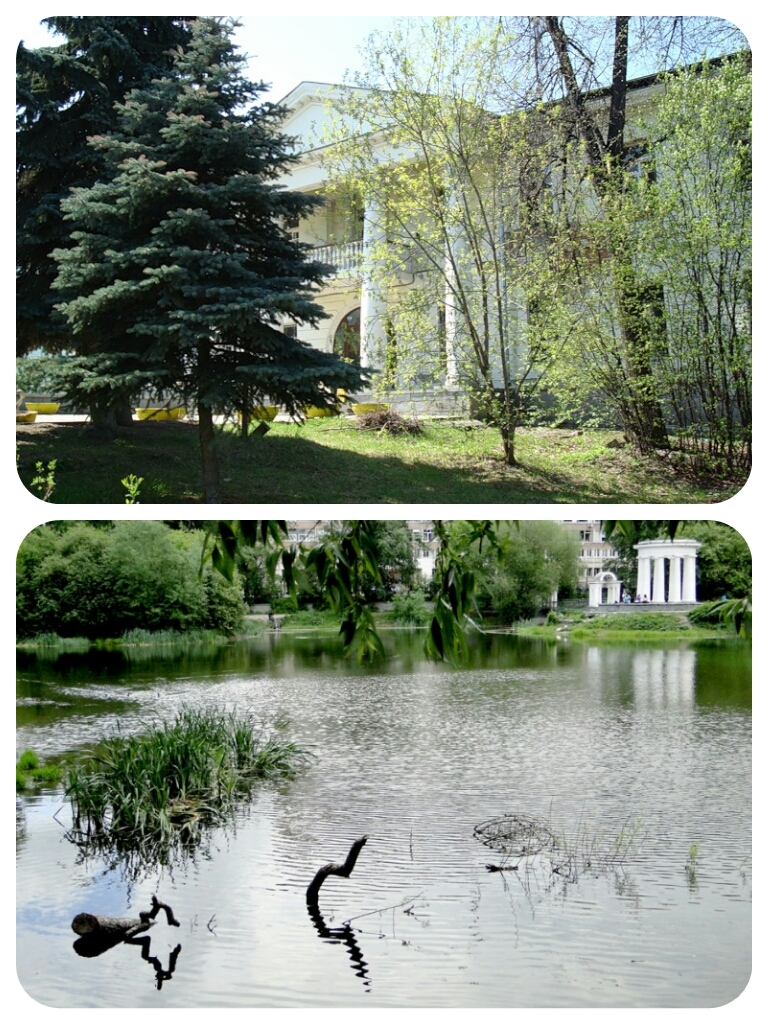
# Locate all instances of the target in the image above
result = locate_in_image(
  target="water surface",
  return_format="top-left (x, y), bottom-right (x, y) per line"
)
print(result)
top-left (16, 631), bottom-right (751, 1007)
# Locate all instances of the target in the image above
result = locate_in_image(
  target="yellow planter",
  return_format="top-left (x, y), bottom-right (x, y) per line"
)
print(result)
top-left (247, 406), bottom-right (278, 422)
top-left (16, 412), bottom-right (37, 424)
top-left (135, 406), bottom-right (186, 421)
top-left (305, 405), bottom-right (338, 418)
top-left (25, 403), bottom-right (60, 415)
top-left (352, 403), bottom-right (390, 415)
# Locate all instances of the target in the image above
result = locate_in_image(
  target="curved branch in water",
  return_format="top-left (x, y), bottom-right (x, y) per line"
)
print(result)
top-left (306, 835), bottom-right (369, 908)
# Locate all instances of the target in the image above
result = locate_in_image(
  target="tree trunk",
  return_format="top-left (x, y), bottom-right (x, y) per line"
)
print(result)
top-left (198, 402), bottom-right (221, 503)
top-left (197, 340), bottom-right (221, 502)
top-left (615, 263), bottom-right (670, 450)
top-left (542, 16), bottom-right (669, 451)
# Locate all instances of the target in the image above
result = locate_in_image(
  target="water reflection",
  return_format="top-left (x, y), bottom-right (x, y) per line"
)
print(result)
top-left (307, 904), bottom-right (370, 991)
top-left (631, 648), bottom-right (696, 707)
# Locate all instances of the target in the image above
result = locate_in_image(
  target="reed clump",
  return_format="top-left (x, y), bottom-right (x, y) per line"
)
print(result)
top-left (65, 707), bottom-right (309, 847)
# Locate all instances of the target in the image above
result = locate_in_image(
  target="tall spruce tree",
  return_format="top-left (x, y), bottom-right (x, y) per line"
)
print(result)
top-left (17, 17), bottom-right (193, 367)
top-left (52, 17), bottom-right (368, 502)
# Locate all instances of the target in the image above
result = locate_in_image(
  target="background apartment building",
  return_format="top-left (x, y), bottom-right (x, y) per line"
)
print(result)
top-left (559, 520), bottom-right (618, 590)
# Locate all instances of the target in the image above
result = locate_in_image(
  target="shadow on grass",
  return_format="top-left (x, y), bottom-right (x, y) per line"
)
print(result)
top-left (16, 421), bottom-right (739, 504)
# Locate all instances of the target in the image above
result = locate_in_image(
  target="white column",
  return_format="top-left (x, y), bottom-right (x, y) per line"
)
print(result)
top-left (443, 233), bottom-right (464, 388)
top-left (682, 555), bottom-right (697, 602)
top-left (652, 556), bottom-right (666, 603)
top-left (588, 581), bottom-right (602, 607)
top-left (360, 195), bottom-right (387, 369)
top-left (668, 555), bottom-right (682, 602)
top-left (637, 554), bottom-right (651, 600)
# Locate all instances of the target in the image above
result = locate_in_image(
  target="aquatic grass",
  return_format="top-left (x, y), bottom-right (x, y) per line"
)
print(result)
top-left (17, 633), bottom-right (91, 652)
top-left (120, 628), bottom-right (231, 646)
top-left (64, 707), bottom-right (310, 850)
top-left (16, 748), bottom-right (64, 791)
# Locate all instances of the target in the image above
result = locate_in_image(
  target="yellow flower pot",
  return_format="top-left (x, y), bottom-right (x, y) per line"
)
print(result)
top-left (16, 412), bottom-right (37, 424)
top-left (135, 406), bottom-right (186, 421)
top-left (25, 403), bottom-right (60, 415)
top-left (305, 405), bottom-right (338, 418)
top-left (250, 406), bottom-right (279, 421)
top-left (352, 403), bottom-right (390, 415)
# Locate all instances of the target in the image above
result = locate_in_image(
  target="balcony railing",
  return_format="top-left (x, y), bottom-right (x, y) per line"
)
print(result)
top-left (313, 240), bottom-right (363, 277)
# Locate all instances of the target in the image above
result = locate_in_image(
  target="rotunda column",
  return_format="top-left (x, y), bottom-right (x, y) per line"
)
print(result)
top-left (636, 552), bottom-right (651, 600)
top-left (668, 555), bottom-right (682, 602)
top-left (682, 554), bottom-right (698, 602)
top-left (652, 556), bottom-right (667, 603)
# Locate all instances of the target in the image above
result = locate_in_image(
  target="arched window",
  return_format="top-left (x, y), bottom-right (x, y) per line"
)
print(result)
top-left (333, 307), bottom-right (360, 362)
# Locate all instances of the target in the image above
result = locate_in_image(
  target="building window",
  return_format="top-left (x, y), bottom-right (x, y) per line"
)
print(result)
top-left (283, 324), bottom-right (298, 340)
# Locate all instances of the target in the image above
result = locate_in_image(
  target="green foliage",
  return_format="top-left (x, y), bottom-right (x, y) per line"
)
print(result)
top-left (16, 749), bottom-right (63, 791)
top-left (279, 609), bottom-right (340, 628)
top-left (574, 613), bottom-right (690, 633)
top-left (470, 521), bottom-right (579, 624)
top-left (638, 56), bottom-right (751, 469)
top-left (324, 18), bottom-right (569, 466)
top-left (16, 355), bottom-right (60, 393)
top-left (17, 16), bottom-right (193, 356)
top-left (17, 521), bottom-right (244, 639)
top-left (680, 521), bottom-right (751, 600)
top-left (18, 750), bottom-right (39, 771)
top-left (391, 590), bottom-right (431, 625)
top-left (424, 520), bottom-right (501, 661)
top-left (121, 474), bottom-right (143, 504)
top-left (64, 707), bottom-right (309, 854)
top-left (31, 459), bottom-right (56, 501)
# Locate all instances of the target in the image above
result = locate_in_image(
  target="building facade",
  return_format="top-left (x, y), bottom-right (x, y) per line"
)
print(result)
top-left (559, 520), bottom-right (618, 590)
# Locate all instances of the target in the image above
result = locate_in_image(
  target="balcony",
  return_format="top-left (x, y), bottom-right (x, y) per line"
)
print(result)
top-left (313, 240), bottom-right (363, 277)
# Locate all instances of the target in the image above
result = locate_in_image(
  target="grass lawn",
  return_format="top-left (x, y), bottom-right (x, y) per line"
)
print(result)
top-left (16, 417), bottom-right (745, 504)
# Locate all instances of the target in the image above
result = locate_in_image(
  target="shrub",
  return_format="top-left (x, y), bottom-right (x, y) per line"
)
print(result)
top-left (391, 591), bottom-right (431, 625)
top-left (688, 600), bottom-right (729, 626)
top-left (576, 612), bottom-right (690, 632)
top-left (17, 522), bottom-right (244, 639)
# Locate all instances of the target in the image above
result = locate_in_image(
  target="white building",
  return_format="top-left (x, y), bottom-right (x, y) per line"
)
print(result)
top-left (272, 72), bottom-right (679, 405)
top-left (559, 520), bottom-right (618, 590)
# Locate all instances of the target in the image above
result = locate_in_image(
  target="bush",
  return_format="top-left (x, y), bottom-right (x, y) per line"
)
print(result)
top-left (17, 522), bottom-right (244, 639)
top-left (688, 600), bottom-right (729, 626)
top-left (575, 612), bottom-right (690, 632)
top-left (391, 591), bottom-right (431, 625)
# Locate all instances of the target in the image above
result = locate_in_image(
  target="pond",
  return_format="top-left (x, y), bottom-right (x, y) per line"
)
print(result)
top-left (16, 630), bottom-right (751, 1008)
